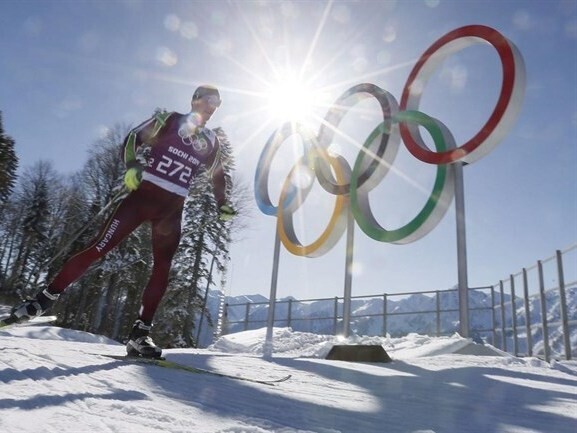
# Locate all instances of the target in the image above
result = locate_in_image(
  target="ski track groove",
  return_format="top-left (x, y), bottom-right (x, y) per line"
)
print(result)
top-left (84, 360), bottom-right (235, 433)
top-left (4, 354), bottom-right (195, 433)
top-left (70, 365), bottom-right (183, 433)
top-left (4, 324), bottom-right (577, 433)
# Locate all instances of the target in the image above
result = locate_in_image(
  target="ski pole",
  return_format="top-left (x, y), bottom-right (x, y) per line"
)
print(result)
top-left (44, 188), bottom-right (128, 268)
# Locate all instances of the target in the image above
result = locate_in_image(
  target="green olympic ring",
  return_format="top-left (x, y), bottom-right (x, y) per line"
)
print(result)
top-left (350, 111), bottom-right (455, 244)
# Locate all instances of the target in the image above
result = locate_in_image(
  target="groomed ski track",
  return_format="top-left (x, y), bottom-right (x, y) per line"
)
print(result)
top-left (1, 321), bottom-right (576, 433)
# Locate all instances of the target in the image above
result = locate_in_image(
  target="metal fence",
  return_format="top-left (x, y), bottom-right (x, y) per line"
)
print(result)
top-left (222, 245), bottom-right (576, 361)
top-left (489, 246), bottom-right (577, 361)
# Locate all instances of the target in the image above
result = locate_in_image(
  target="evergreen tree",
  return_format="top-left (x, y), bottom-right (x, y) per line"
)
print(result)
top-left (0, 200), bottom-right (22, 295)
top-left (0, 111), bottom-right (18, 203)
top-left (3, 161), bottom-right (60, 295)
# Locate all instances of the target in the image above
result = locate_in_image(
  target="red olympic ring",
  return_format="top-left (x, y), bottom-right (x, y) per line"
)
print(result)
top-left (400, 24), bottom-right (526, 164)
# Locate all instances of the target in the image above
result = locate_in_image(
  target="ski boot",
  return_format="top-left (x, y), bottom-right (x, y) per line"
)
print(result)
top-left (3, 289), bottom-right (59, 325)
top-left (126, 319), bottom-right (163, 359)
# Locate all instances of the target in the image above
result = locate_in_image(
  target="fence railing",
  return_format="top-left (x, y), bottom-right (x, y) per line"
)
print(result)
top-left (489, 246), bottom-right (577, 361)
top-left (222, 245), bottom-right (576, 361)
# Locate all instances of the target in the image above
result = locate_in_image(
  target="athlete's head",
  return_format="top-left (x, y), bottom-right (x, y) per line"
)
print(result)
top-left (191, 85), bottom-right (221, 125)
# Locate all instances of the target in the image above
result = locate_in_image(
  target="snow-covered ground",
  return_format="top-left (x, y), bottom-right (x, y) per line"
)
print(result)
top-left (1, 322), bottom-right (576, 433)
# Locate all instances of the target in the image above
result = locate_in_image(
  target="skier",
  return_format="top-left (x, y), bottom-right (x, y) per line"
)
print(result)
top-left (2, 85), bottom-right (236, 358)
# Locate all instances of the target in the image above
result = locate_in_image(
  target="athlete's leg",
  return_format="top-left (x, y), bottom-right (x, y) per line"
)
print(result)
top-left (48, 192), bottom-right (146, 294)
top-left (137, 205), bottom-right (183, 323)
top-left (6, 191), bottom-right (147, 323)
top-left (126, 211), bottom-right (181, 359)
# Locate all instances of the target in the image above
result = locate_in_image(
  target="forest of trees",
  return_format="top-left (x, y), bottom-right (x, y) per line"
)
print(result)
top-left (0, 112), bottom-right (246, 348)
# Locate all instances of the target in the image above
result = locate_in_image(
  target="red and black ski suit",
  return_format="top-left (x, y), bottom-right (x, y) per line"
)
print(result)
top-left (46, 111), bottom-right (227, 323)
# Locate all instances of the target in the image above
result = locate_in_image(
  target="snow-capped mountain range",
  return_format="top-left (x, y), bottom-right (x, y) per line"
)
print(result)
top-left (197, 286), bottom-right (577, 358)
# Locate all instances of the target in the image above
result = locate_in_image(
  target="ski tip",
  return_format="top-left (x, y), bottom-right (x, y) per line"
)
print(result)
top-left (29, 315), bottom-right (58, 325)
top-left (101, 353), bottom-right (166, 361)
top-left (0, 319), bottom-right (12, 327)
top-left (274, 374), bottom-right (292, 383)
top-left (0, 315), bottom-right (57, 329)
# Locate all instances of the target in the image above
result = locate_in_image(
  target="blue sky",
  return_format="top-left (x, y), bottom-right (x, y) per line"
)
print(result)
top-left (1, 0), bottom-right (576, 301)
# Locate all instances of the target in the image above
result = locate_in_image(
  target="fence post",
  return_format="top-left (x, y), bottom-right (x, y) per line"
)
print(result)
top-left (221, 303), bottom-right (229, 336)
top-left (500, 280), bottom-right (507, 352)
top-left (287, 298), bottom-right (293, 328)
top-left (382, 294), bottom-right (388, 337)
top-left (556, 250), bottom-right (572, 360)
top-left (522, 268), bottom-right (533, 356)
top-left (436, 290), bottom-right (441, 336)
top-left (510, 275), bottom-right (519, 356)
top-left (490, 286), bottom-right (497, 347)
top-left (333, 297), bottom-right (339, 335)
top-left (538, 260), bottom-right (551, 362)
top-left (244, 303), bottom-right (251, 331)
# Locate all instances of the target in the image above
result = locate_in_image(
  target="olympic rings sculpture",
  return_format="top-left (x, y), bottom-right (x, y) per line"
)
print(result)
top-left (255, 25), bottom-right (525, 257)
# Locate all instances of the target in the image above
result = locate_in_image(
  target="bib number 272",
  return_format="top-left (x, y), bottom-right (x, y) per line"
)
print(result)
top-left (155, 155), bottom-right (192, 183)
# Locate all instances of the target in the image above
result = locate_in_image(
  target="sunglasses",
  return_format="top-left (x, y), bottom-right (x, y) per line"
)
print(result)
top-left (201, 94), bottom-right (222, 108)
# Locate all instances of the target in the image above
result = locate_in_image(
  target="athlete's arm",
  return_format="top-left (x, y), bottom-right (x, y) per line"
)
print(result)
top-left (123, 111), bottom-right (172, 168)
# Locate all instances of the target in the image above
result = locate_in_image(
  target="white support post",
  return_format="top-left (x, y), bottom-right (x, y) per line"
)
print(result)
top-left (342, 207), bottom-right (355, 337)
top-left (263, 230), bottom-right (281, 359)
top-left (453, 162), bottom-right (470, 338)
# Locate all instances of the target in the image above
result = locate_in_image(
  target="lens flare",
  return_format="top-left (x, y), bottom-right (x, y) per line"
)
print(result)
top-left (264, 72), bottom-right (323, 123)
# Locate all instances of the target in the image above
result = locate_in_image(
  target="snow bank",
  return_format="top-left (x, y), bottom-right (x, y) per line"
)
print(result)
top-left (210, 327), bottom-right (510, 359)
top-left (1, 321), bottom-right (121, 345)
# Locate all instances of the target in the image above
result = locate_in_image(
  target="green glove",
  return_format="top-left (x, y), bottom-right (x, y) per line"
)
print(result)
top-left (124, 166), bottom-right (143, 191)
top-left (219, 204), bottom-right (236, 221)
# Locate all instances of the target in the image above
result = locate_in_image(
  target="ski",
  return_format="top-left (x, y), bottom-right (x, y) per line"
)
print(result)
top-left (0, 315), bottom-right (57, 329)
top-left (100, 354), bottom-right (291, 386)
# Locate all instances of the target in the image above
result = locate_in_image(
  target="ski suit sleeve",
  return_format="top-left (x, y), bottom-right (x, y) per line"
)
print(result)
top-left (123, 111), bottom-right (172, 168)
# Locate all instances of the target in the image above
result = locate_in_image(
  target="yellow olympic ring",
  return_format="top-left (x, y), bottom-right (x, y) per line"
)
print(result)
top-left (277, 148), bottom-right (350, 257)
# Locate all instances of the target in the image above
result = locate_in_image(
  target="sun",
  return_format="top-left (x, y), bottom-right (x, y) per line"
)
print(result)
top-left (263, 70), bottom-right (326, 124)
